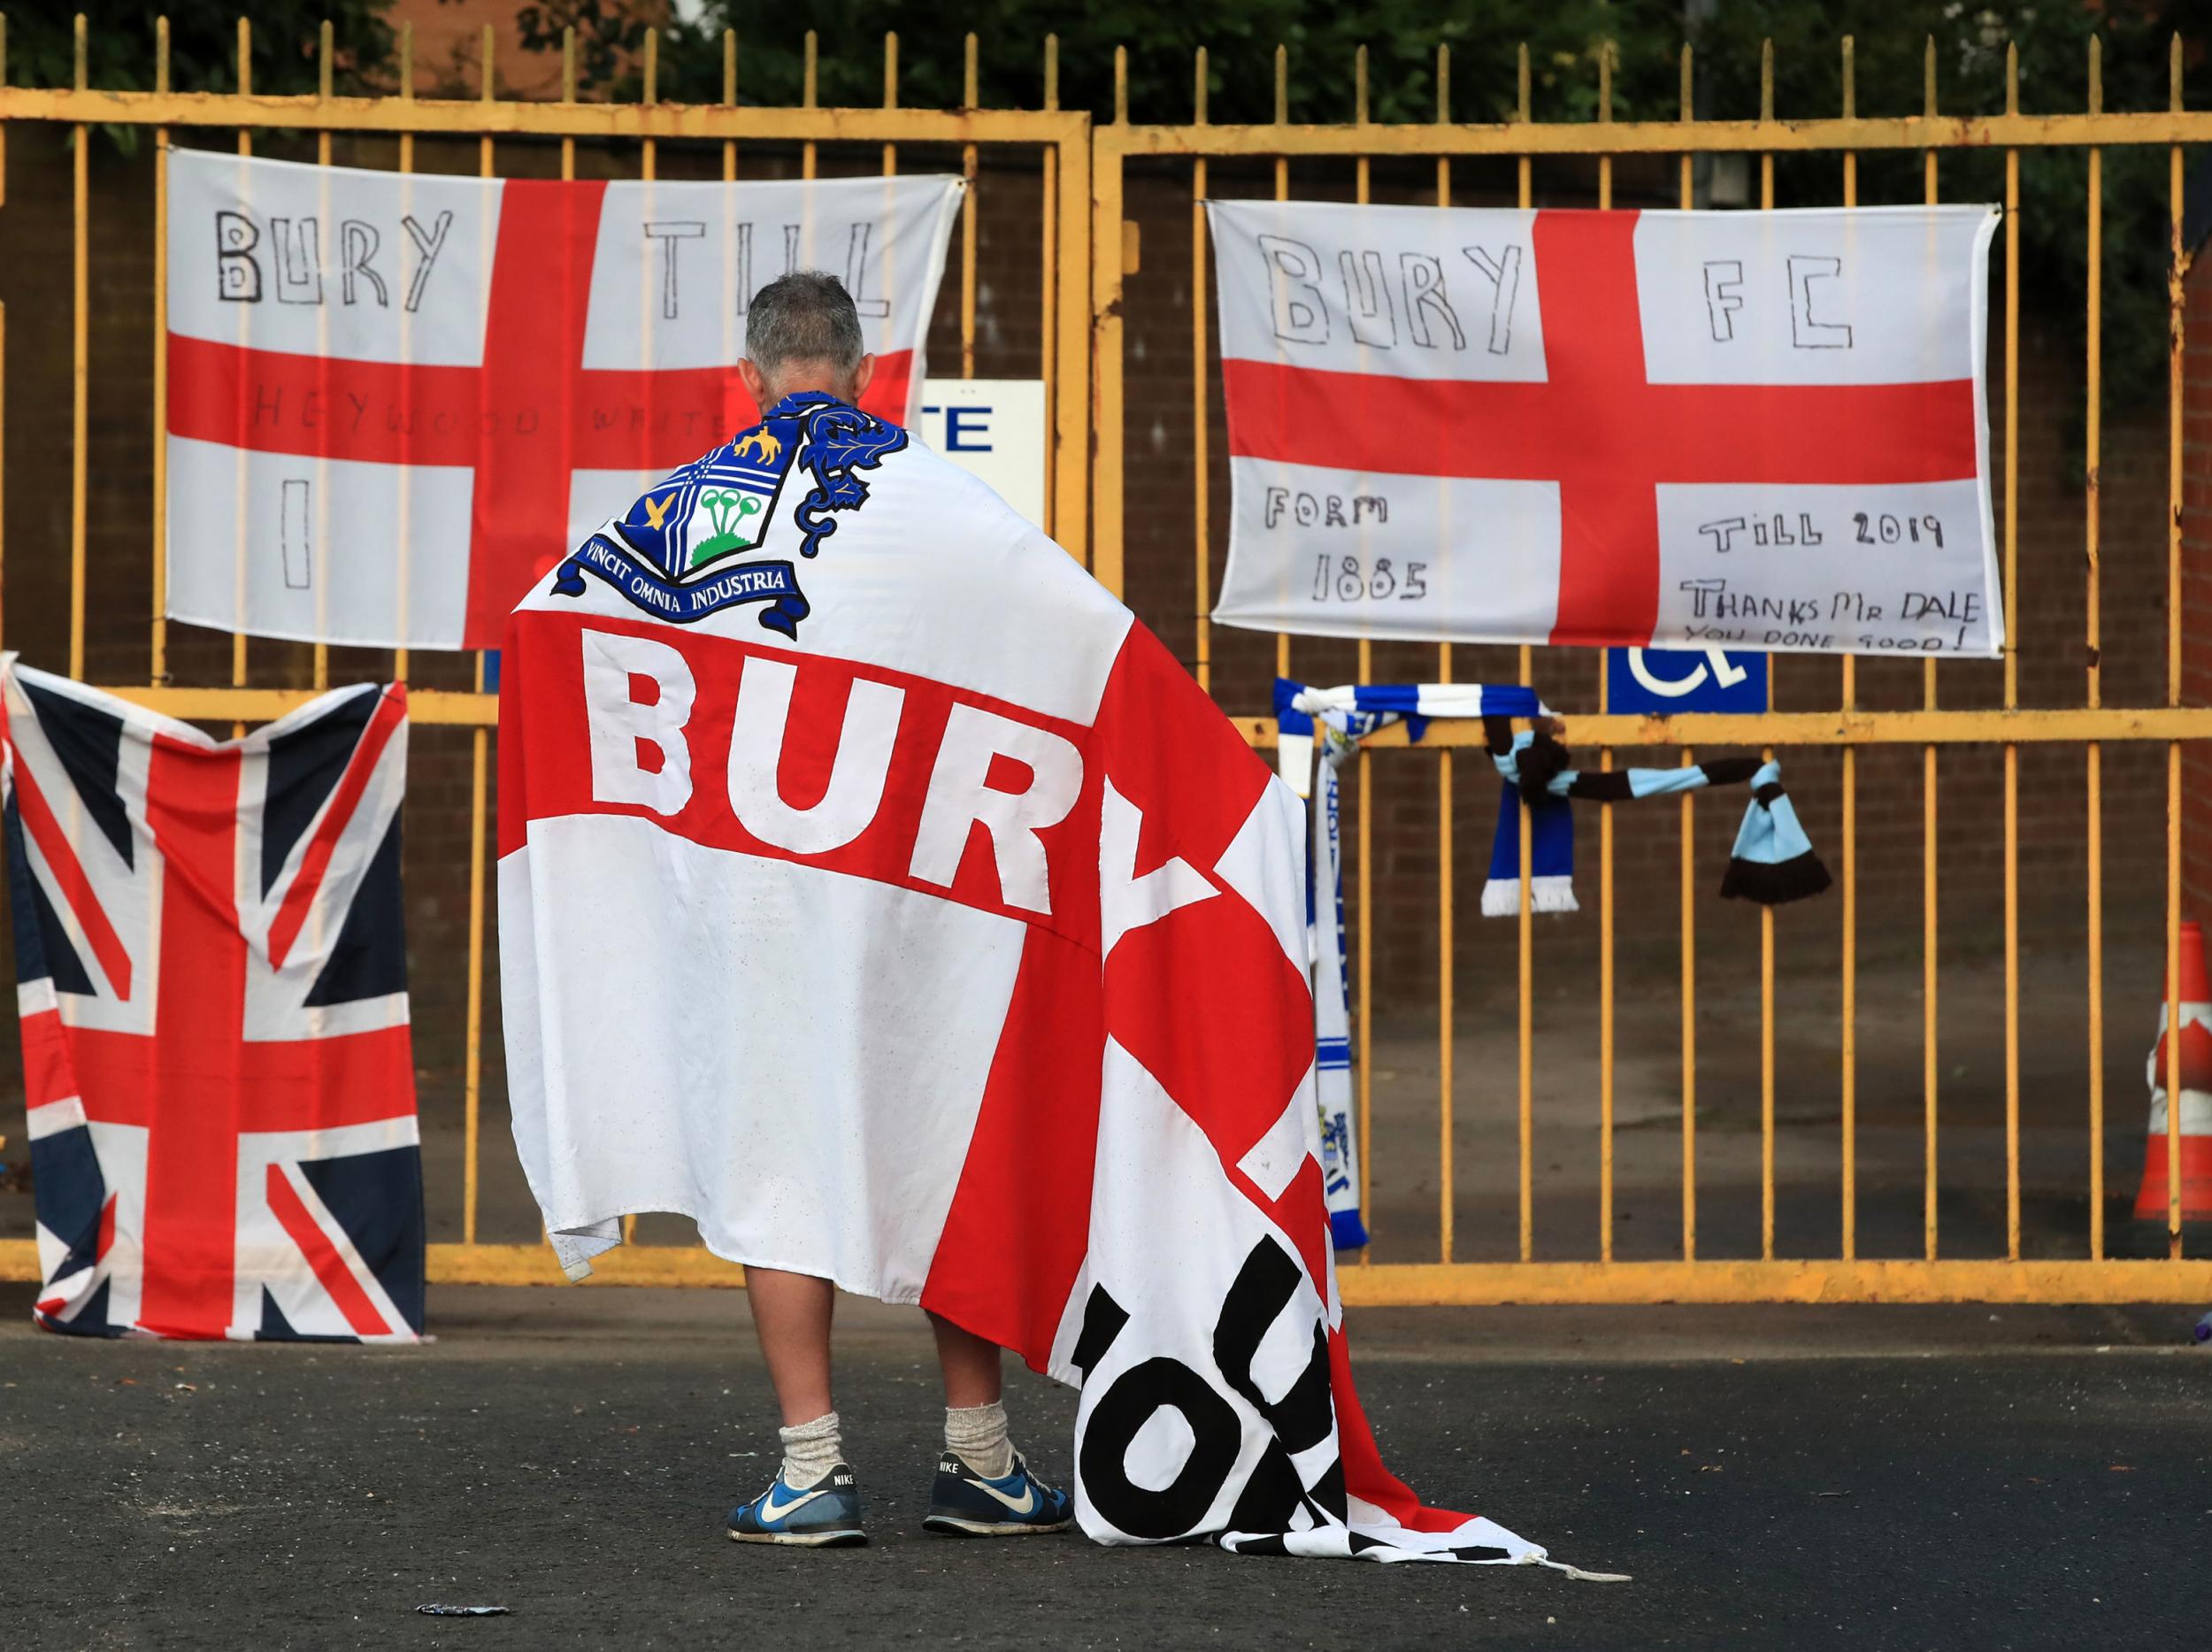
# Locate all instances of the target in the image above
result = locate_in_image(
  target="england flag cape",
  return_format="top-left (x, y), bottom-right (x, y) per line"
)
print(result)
top-left (499, 393), bottom-right (1618, 1572)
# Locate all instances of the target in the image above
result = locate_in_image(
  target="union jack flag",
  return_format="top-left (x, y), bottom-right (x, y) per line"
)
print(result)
top-left (4, 663), bottom-right (423, 1341)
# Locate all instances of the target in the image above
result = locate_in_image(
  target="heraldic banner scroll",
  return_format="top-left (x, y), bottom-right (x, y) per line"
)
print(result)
top-left (163, 151), bottom-right (964, 653)
top-left (1206, 199), bottom-right (2001, 658)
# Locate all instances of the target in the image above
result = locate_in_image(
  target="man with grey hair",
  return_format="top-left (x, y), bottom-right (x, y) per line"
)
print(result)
top-left (733, 268), bottom-right (875, 411)
top-left (563, 271), bottom-right (1070, 1548)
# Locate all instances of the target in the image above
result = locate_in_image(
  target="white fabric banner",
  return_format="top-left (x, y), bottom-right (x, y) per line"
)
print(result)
top-left (164, 150), bottom-right (962, 651)
top-left (1207, 199), bottom-right (2001, 657)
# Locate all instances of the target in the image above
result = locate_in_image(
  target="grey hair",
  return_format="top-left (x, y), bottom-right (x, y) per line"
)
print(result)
top-left (744, 271), bottom-right (866, 393)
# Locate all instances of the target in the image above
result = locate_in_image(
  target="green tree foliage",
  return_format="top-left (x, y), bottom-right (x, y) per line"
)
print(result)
top-left (4, 2), bottom-right (395, 99)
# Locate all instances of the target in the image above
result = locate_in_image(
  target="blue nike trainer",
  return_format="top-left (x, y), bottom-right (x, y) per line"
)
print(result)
top-left (922, 1450), bottom-right (1073, 1537)
top-left (727, 1462), bottom-right (867, 1547)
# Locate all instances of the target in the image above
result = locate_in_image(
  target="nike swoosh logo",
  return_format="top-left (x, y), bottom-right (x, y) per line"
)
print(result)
top-left (965, 1476), bottom-right (1039, 1516)
top-left (759, 1482), bottom-right (831, 1521)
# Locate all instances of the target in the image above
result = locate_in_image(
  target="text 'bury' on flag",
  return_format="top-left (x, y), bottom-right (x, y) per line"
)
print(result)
top-left (1205, 198), bottom-right (2001, 658)
top-left (164, 150), bottom-right (964, 654)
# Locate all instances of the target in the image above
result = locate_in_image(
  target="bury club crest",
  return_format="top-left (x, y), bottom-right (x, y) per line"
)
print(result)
top-left (550, 392), bottom-right (908, 637)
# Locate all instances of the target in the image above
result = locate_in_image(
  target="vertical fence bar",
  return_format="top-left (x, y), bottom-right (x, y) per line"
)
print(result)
top-left (69, 14), bottom-right (87, 680)
top-left (1599, 718), bottom-right (1615, 1262)
top-left (619, 27), bottom-right (661, 1248)
top-left (1272, 44), bottom-right (1292, 684)
top-left (1922, 35), bottom-right (1942, 1261)
top-left (2003, 44), bottom-right (2022, 1260)
top-left (1041, 35), bottom-right (1058, 539)
top-left (393, 22), bottom-right (414, 686)
top-left (1593, 38), bottom-right (1628, 1256)
top-left (802, 32), bottom-right (818, 180)
top-left (151, 17), bottom-right (170, 683)
top-left (2166, 34), bottom-right (2187, 1258)
top-left (1601, 38), bottom-right (1619, 782)
top-left (1, 294), bottom-right (5, 655)
top-left (961, 35), bottom-right (979, 378)
top-left (1090, 46), bottom-right (1127, 597)
top-left (882, 31), bottom-right (898, 176)
top-left (0, 24), bottom-right (5, 654)
top-left (463, 707), bottom-right (488, 1248)
top-left (1053, 46), bottom-right (1090, 574)
top-left (231, 18), bottom-right (250, 714)
top-left (1435, 42), bottom-right (1455, 1265)
top-left (1757, 38), bottom-right (1777, 1263)
top-left (1597, 41), bottom-right (1612, 212)
top-left (1682, 748), bottom-right (1698, 1263)
top-left (2085, 35), bottom-right (2106, 1259)
top-left (1677, 42), bottom-right (1692, 209)
top-left (642, 27), bottom-right (657, 181)
top-left (1839, 34), bottom-right (1858, 1262)
top-left (462, 21), bottom-right (500, 1249)
top-left (1517, 41), bottom-right (1532, 216)
top-left (1675, 45), bottom-right (1697, 1265)
top-left (1192, 50), bottom-right (1210, 692)
top-left (1514, 38), bottom-right (1537, 1262)
top-left (1352, 43), bottom-right (1375, 1260)
top-left (724, 29), bottom-right (738, 182)
top-left (311, 22), bottom-right (333, 691)
top-left (557, 28), bottom-right (575, 184)
top-left (0, 25), bottom-right (5, 657)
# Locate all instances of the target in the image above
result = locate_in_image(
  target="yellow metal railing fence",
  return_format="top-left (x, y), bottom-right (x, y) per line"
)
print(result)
top-left (3, 18), bottom-right (2211, 1303)
top-left (1089, 32), bottom-right (2212, 1303)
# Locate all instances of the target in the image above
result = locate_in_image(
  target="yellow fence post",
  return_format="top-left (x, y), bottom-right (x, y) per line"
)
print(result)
top-left (2085, 35), bottom-right (2106, 1262)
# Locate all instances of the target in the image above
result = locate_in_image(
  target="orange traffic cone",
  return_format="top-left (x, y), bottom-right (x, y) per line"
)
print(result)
top-left (2132, 918), bottom-right (2212, 1223)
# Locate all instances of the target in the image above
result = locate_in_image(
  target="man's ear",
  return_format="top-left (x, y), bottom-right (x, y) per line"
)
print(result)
top-left (851, 352), bottom-right (876, 402)
top-left (737, 357), bottom-right (771, 412)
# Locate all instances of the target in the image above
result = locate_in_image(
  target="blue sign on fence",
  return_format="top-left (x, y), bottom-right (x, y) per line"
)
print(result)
top-left (1604, 647), bottom-right (1769, 715)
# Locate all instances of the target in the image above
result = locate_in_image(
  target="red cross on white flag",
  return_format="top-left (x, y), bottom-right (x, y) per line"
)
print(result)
top-left (163, 150), bottom-right (964, 652)
top-left (1207, 198), bottom-right (2001, 657)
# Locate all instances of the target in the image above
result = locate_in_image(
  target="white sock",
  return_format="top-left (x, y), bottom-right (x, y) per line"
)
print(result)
top-left (944, 1400), bottom-right (1014, 1479)
top-left (778, 1410), bottom-right (844, 1489)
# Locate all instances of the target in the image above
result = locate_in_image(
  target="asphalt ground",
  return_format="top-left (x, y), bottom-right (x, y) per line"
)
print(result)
top-left (3, 1287), bottom-right (2208, 1650)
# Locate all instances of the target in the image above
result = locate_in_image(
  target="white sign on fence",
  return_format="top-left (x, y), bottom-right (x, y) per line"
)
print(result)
top-left (913, 380), bottom-right (1048, 529)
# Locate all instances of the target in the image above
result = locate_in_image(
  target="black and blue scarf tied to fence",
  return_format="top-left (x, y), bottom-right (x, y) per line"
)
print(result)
top-left (1275, 680), bottom-right (1831, 917)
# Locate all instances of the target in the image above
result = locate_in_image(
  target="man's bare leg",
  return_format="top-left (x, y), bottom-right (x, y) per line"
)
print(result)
top-left (746, 1266), bottom-right (836, 1425)
top-left (927, 1310), bottom-right (1003, 1410)
top-left (922, 1311), bottom-right (1071, 1532)
top-left (928, 1311), bottom-right (1020, 1482)
top-left (728, 1267), bottom-right (862, 1541)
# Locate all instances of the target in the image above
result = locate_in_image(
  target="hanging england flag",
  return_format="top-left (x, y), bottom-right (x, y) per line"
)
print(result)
top-left (5, 663), bottom-right (424, 1342)
top-left (1207, 199), bottom-right (2001, 657)
top-left (163, 151), bottom-right (964, 651)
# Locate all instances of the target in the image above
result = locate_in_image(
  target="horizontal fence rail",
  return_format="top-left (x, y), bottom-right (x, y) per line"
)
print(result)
top-left (1, 19), bottom-right (2208, 1304)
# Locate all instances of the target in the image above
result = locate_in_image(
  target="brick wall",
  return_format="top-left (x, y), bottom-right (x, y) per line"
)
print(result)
top-left (0, 127), bottom-right (2195, 1095)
